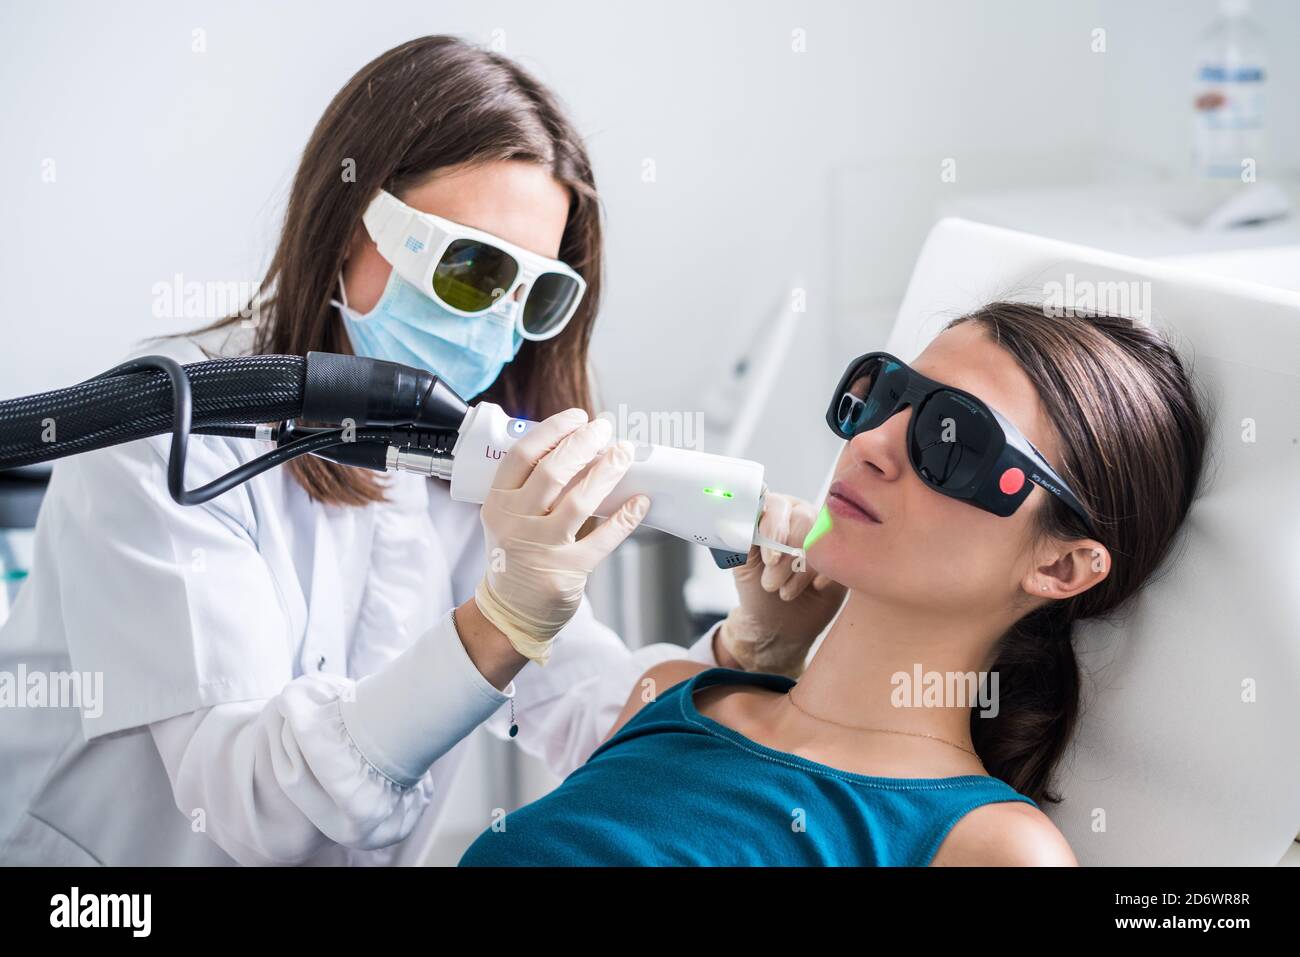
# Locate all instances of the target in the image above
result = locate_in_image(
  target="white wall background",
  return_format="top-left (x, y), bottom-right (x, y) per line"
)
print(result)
top-left (6, 0), bottom-right (1295, 498)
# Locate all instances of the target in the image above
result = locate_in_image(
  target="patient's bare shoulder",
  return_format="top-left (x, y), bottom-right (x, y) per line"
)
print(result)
top-left (930, 798), bottom-right (1078, 866)
top-left (601, 660), bottom-right (712, 744)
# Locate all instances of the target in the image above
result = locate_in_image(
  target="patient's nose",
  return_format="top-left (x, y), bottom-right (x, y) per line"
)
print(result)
top-left (849, 409), bottom-right (908, 478)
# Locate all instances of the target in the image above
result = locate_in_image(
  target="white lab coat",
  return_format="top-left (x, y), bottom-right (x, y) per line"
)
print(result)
top-left (0, 323), bottom-right (717, 865)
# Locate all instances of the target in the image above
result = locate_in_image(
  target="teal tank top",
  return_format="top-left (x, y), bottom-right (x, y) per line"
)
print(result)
top-left (459, 668), bottom-right (1037, 866)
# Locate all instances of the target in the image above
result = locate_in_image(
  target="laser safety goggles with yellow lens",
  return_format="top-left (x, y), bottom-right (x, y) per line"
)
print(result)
top-left (361, 189), bottom-right (587, 340)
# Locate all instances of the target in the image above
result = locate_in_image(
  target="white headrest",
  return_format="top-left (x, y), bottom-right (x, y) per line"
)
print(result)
top-left (884, 218), bottom-right (1300, 865)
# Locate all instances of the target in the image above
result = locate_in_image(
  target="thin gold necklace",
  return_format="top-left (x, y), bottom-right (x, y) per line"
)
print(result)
top-left (786, 688), bottom-right (983, 761)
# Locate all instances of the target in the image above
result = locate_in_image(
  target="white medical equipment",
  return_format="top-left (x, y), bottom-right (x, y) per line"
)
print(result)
top-left (442, 401), bottom-right (799, 566)
top-left (863, 216), bottom-right (1300, 865)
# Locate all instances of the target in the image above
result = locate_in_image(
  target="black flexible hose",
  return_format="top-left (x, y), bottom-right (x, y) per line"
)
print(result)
top-left (65, 354), bottom-right (305, 506)
top-left (0, 354), bottom-right (306, 469)
top-left (0, 352), bottom-right (466, 507)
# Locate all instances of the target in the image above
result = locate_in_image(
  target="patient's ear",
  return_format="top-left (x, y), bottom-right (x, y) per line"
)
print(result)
top-left (1025, 540), bottom-right (1109, 601)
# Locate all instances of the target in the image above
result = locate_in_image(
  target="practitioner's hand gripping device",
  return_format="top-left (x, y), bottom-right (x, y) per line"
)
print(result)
top-left (0, 351), bottom-right (798, 567)
top-left (448, 401), bottom-right (786, 568)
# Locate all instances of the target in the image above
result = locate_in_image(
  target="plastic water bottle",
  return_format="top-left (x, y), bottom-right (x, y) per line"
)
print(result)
top-left (1192, 0), bottom-right (1268, 181)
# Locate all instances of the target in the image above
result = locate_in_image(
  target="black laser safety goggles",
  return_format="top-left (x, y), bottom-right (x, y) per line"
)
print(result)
top-left (825, 351), bottom-right (1099, 536)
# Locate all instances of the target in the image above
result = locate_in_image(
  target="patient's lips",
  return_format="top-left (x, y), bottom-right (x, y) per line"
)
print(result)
top-left (827, 480), bottom-right (882, 524)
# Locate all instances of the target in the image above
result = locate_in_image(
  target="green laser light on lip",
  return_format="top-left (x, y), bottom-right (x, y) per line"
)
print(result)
top-left (802, 503), bottom-right (833, 550)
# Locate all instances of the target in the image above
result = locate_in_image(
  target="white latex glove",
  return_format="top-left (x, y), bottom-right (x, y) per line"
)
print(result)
top-left (719, 494), bottom-right (847, 678)
top-left (474, 408), bottom-right (649, 665)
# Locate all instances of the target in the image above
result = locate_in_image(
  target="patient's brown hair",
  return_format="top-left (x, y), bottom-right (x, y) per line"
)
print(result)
top-left (951, 301), bottom-right (1211, 805)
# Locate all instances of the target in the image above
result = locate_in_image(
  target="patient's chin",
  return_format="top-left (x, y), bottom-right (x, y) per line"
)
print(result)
top-left (807, 536), bottom-right (874, 592)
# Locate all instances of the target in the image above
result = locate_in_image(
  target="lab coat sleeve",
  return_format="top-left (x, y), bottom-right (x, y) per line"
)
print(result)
top-left (149, 613), bottom-right (512, 866)
top-left (482, 599), bottom-right (722, 779)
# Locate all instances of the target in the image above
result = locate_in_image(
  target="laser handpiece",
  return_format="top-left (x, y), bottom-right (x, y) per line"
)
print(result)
top-left (389, 402), bottom-right (801, 569)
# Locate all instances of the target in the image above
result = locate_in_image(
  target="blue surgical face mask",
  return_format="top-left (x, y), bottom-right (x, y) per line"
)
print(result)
top-left (331, 269), bottom-right (523, 401)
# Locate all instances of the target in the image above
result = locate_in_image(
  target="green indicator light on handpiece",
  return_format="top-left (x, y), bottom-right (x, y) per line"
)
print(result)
top-left (703, 487), bottom-right (734, 499)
